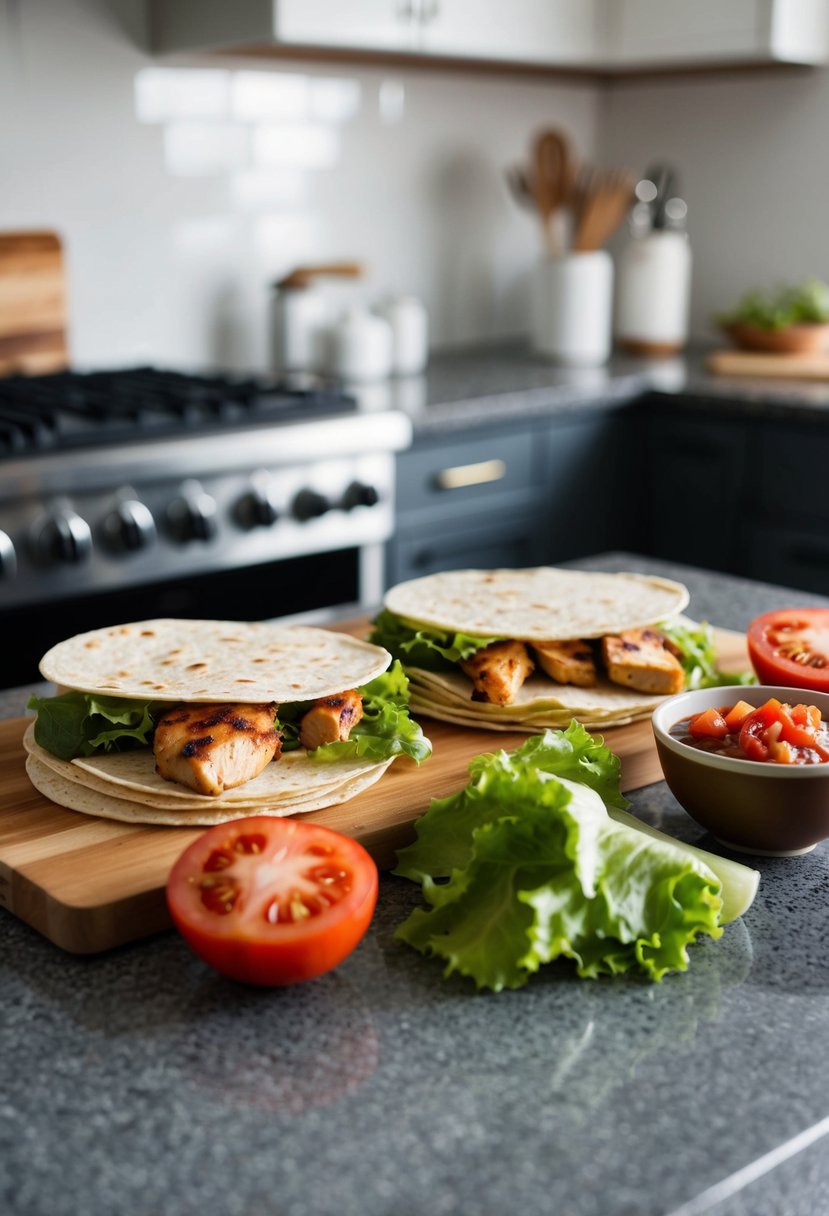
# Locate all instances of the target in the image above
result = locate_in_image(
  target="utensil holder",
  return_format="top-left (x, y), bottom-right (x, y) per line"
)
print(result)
top-left (532, 251), bottom-right (613, 366)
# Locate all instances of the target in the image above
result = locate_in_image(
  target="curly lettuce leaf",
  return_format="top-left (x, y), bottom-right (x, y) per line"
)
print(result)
top-left (27, 692), bottom-right (162, 760)
top-left (658, 616), bottom-right (756, 689)
top-left (395, 723), bottom-right (628, 886)
top-left (369, 608), bottom-right (498, 672)
top-left (395, 727), bottom-right (728, 989)
top-left (307, 661), bottom-right (431, 765)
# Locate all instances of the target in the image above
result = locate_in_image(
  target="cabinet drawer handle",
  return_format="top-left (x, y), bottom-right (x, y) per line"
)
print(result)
top-left (433, 459), bottom-right (506, 491)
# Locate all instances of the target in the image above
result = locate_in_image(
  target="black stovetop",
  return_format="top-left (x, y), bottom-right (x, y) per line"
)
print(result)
top-left (0, 367), bottom-right (356, 457)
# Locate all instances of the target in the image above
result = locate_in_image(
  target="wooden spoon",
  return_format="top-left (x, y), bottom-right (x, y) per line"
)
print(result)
top-left (532, 129), bottom-right (577, 256)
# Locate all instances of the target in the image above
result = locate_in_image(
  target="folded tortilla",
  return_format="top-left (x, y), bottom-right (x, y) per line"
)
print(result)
top-left (379, 567), bottom-right (690, 730)
top-left (28, 619), bottom-right (409, 826)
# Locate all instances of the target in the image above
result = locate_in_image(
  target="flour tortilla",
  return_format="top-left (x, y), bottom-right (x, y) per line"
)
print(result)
top-left (25, 752), bottom-right (393, 827)
top-left (383, 568), bottom-right (689, 641)
top-left (29, 619), bottom-right (401, 825)
top-left (39, 619), bottom-right (391, 703)
top-left (408, 668), bottom-right (665, 720)
top-left (23, 722), bottom-right (385, 812)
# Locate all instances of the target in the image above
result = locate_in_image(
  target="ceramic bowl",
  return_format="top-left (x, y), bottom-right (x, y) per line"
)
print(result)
top-left (723, 321), bottom-right (829, 354)
top-left (652, 684), bottom-right (829, 856)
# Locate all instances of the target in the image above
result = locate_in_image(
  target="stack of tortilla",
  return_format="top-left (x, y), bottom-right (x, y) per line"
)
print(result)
top-left (381, 567), bottom-right (691, 731)
top-left (25, 620), bottom-right (402, 826)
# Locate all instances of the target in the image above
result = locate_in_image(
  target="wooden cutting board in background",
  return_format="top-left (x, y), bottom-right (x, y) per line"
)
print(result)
top-left (706, 348), bottom-right (829, 380)
top-left (0, 231), bottom-right (69, 375)
top-left (0, 626), bottom-right (749, 955)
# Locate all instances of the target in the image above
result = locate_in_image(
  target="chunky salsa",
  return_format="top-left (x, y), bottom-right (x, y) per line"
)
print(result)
top-left (672, 697), bottom-right (829, 765)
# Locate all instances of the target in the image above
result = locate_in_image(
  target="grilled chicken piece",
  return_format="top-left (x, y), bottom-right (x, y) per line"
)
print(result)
top-left (533, 639), bottom-right (597, 687)
top-left (602, 628), bottom-right (685, 696)
top-left (299, 690), bottom-right (364, 750)
top-left (154, 703), bottom-right (281, 796)
top-left (459, 640), bottom-right (534, 706)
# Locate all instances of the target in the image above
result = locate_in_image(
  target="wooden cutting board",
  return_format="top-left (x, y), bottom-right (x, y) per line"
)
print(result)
top-left (0, 626), bottom-right (748, 955)
top-left (706, 348), bottom-right (829, 380)
top-left (0, 230), bottom-right (69, 375)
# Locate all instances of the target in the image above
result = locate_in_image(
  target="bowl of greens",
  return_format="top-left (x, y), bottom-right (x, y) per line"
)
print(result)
top-left (718, 278), bottom-right (829, 353)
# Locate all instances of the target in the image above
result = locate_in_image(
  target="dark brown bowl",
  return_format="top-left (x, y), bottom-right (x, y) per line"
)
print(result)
top-left (652, 685), bottom-right (829, 856)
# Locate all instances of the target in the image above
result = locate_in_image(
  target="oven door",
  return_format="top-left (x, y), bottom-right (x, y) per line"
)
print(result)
top-left (5, 545), bottom-right (378, 690)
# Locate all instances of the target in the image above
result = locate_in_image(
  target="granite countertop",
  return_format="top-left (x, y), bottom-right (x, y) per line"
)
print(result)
top-left (357, 344), bottom-right (829, 437)
top-left (3, 555), bottom-right (829, 1216)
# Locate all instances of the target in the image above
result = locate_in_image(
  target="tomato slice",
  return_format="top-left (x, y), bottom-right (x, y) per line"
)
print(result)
top-left (166, 817), bottom-right (378, 986)
top-left (747, 608), bottom-right (829, 693)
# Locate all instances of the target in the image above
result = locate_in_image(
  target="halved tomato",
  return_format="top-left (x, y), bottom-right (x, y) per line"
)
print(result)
top-left (166, 817), bottom-right (378, 986)
top-left (747, 608), bottom-right (829, 693)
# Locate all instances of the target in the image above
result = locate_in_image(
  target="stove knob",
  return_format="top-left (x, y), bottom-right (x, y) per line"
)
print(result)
top-left (236, 483), bottom-right (279, 530)
top-left (33, 507), bottom-right (92, 565)
top-left (102, 499), bottom-right (156, 553)
top-left (292, 488), bottom-right (330, 522)
top-left (341, 481), bottom-right (380, 511)
top-left (166, 482), bottom-right (218, 543)
top-left (0, 530), bottom-right (16, 579)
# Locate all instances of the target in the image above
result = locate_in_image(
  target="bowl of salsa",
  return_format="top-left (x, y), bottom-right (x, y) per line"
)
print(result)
top-left (652, 685), bottom-right (829, 856)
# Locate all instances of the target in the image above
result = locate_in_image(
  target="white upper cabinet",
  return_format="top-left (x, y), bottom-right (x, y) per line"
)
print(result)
top-left (415, 0), bottom-right (598, 67)
top-left (276, 0), bottom-right (420, 53)
top-left (149, 0), bottom-right (829, 70)
top-left (604, 0), bottom-right (829, 69)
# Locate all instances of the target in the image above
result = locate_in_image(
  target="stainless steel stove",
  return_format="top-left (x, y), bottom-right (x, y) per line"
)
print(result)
top-left (0, 368), bottom-right (410, 686)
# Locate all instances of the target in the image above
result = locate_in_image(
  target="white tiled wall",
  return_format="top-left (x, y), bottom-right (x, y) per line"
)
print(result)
top-left (0, 0), bottom-right (600, 372)
top-left (602, 67), bottom-right (829, 341)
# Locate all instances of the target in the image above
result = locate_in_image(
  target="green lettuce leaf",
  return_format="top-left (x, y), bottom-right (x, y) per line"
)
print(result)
top-left (28, 661), bottom-right (430, 767)
top-left (395, 726), bottom-right (727, 989)
top-left (310, 661), bottom-right (431, 765)
top-left (658, 616), bottom-right (756, 689)
top-left (27, 692), bottom-right (162, 760)
top-left (369, 608), bottom-right (498, 672)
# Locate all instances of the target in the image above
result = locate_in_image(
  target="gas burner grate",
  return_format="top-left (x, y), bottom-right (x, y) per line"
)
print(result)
top-left (0, 367), bottom-right (356, 456)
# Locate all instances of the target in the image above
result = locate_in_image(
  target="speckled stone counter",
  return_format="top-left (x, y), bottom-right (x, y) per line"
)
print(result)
top-left (364, 344), bottom-right (829, 436)
top-left (3, 556), bottom-right (828, 1216)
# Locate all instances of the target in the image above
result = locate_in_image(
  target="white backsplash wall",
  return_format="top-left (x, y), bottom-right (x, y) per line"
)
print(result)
top-left (0, 0), bottom-right (600, 372)
top-left (601, 67), bottom-right (829, 342)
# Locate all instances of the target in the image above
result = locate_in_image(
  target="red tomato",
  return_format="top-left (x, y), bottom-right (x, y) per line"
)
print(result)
top-left (166, 817), bottom-right (378, 986)
top-left (738, 701), bottom-right (782, 762)
top-left (747, 608), bottom-right (829, 692)
top-left (688, 706), bottom-right (729, 739)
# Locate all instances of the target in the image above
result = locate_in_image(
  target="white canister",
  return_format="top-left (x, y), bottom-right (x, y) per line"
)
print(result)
top-left (377, 295), bottom-right (428, 375)
top-left (271, 284), bottom-right (331, 375)
top-left (532, 250), bottom-right (613, 367)
top-left (615, 230), bottom-right (692, 355)
top-left (331, 308), bottom-right (393, 382)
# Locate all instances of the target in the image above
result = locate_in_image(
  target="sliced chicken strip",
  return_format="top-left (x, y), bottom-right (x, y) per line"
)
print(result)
top-left (459, 640), bottom-right (534, 706)
top-left (154, 703), bottom-right (281, 796)
top-left (299, 690), bottom-right (364, 750)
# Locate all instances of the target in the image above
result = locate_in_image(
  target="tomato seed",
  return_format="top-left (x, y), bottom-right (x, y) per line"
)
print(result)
top-left (203, 849), bottom-right (233, 872)
top-left (307, 864), bottom-right (349, 886)
top-left (199, 875), bottom-right (239, 914)
top-left (234, 834), bottom-right (266, 854)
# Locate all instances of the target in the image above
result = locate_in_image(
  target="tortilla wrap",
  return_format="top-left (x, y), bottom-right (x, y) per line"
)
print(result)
top-left (29, 620), bottom-right (409, 825)
top-left (39, 619), bottom-right (391, 703)
top-left (25, 752), bottom-right (392, 827)
top-left (383, 568), bottom-right (689, 641)
top-left (23, 722), bottom-right (385, 812)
